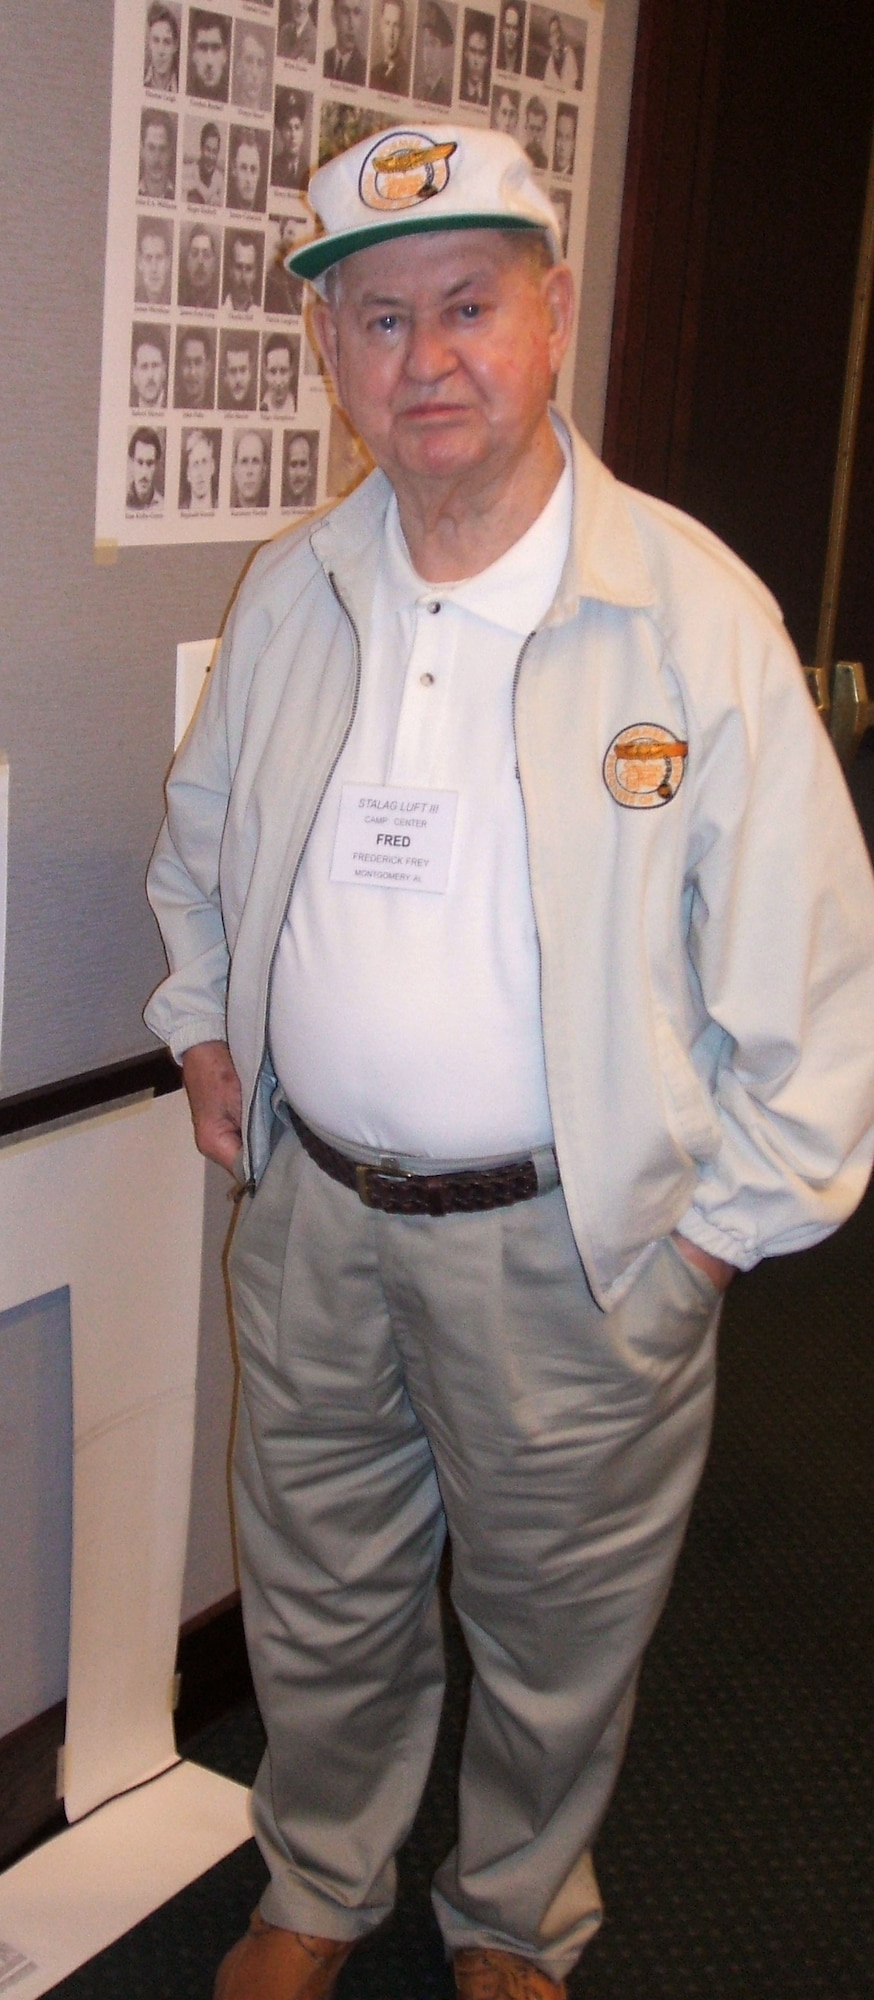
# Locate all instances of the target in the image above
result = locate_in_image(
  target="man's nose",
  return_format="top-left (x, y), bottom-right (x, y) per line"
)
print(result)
top-left (404, 318), bottom-right (456, 381)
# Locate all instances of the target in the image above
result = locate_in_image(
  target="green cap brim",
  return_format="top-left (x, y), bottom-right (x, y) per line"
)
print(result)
top-left (288, 211), bottom-right (544, 283)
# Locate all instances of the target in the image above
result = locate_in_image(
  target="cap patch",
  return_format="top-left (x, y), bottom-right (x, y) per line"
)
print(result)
top-left (359, 132), bottom-right (457, 212)
top-left (603, 724), bottom-right (688, 808)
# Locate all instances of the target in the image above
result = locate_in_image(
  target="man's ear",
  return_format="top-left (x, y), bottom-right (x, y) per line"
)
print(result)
top-left (542, 261), bottom-right (575, 375)
top-left (311, 297), bottom-right (341, 397)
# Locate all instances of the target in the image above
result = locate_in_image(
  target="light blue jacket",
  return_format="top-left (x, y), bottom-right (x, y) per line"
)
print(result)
top-left (146, 424), bottom-right (874, 1307)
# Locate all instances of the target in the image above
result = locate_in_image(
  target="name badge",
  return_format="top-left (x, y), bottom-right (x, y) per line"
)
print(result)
top-left (330, 783), bottom-right (458, 894)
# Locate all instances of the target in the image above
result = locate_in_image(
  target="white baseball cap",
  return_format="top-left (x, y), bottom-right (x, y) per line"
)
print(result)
top-left (287, 124), bottom-right (564, 292)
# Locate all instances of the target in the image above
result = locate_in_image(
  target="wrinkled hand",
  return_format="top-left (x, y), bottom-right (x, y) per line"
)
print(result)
top-left (182, 1040), bottom-right (243, 1174)
top-left (671, 1230), bottom-right (736, 1292)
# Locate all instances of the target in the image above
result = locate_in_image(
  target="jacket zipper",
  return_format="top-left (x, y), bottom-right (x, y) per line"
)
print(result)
top-left (241, 569), bottom-right (363, 1185)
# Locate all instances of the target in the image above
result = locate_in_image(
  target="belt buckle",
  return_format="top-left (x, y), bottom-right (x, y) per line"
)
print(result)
top-left (354, 1157), bottom-right (407, 1208)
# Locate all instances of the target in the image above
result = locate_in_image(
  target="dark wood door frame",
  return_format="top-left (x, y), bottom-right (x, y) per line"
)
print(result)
top-left (602, 0), bottom-right (727, 496)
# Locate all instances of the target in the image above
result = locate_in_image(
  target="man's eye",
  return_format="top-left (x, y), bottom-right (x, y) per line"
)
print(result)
top-left (458, 302), bottom-right (482, 320)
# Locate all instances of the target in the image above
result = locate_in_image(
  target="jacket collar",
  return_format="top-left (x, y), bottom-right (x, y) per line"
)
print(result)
top-left (309, 418), bottom-right (657, 624)
top-left (546, 418), bottom-right (657, 623)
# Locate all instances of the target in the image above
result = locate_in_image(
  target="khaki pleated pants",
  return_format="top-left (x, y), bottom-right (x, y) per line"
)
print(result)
top-left (229, 1124), bottom-right (721, 1981)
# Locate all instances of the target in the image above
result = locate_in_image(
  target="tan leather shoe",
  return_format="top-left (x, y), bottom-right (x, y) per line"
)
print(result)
top-left (213, 1911), bottom-right (355, 2000)
top-left (454, 1947), bottom-right (567, 2000)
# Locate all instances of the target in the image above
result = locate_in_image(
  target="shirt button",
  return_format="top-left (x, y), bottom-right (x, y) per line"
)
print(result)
top-left (426, 600), bottom-right (441, 614)
top-left (419, 672), bottom-right (435, 687)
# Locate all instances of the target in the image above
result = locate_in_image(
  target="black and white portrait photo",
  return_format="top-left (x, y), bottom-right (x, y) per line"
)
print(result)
top-left (281, 427), bottom-right (319, 508)
top-left (222, 228), bottom-right (265, 314)
top-left (126, 424), bottom-right (165, 511)
top-left (218, 327), bottom-right (260, 409)
top-left (130, 323), bottom-right (169, 409)
top-left (138, 108), bottom-right (177, 199)
top-left (230, 427), bottom-right (272, 508)
top-left (179, 424), bottom-right (221, 511)
top-left (552, 99), bottom-right (577, 175)
top-left (271, 88), bottom-right (312, 188)
top-left (231, 17), bottom-right (275, 112)
top-left (413, 1), bottom-right (455, 106)
top-left (187, 9), bottom-right (232, 100)
top-left (369, 0), bottom-right (411, 95)
top-left (177, 218), bottom-right (221, 308)
top-left (227, 125), bottom-right (270, 212)
top-left (134, 216), bottom-right (173, 306)
top-left (323, 0), bottom-right (369, 83)
top-left (260, 329), bottom-right (300, 415)
top-left (143, 2), bottom-right (181, 92)
top-left (459, 9), bottom-right (494, 105)
top-left (173, 324), bottom-right (216, 408)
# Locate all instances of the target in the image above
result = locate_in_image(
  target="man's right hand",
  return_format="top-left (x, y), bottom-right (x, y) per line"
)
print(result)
top-left (181, 1040), bottom-right (244, 1173)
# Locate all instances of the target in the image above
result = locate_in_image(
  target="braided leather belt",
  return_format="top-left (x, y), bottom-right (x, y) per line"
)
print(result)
top-left (289, 1109), bottom-right (554, 1217)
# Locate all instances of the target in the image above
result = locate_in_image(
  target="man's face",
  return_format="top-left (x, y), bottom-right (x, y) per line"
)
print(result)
top-left (192, 24), bottom-right (228, 90)
top-left (494, 91), bottom-right (517, 134)
top-left (138, 231), bottom-right (169, 301)
top-left (555, 112), bottom-right (574, 173)
top-left (525, 105), bottom-right (546, 148)
top-left (132, 341), bottom-right (167, 405)
top-left (186, 230), bottom-right (216, 299)
top-left (141, 121), bottom-right (171, 189)
top-left (129, 440), bottom-right (158, 502)
top-left (148, 19), bottom-right (177, 82)
top-left (187, 435), bottom-right (215, 499)
top-left (282, 113), bottom-right (304, 160)
top-left (180, 337), bottom-right (209, 403)
top-left (286, 437), bottom-right (311, 498)
top-left (334, 0), bottom-right (362, 53)
top-left (239, 33), bottom-right (267, 102)
top-left (291, 0), bottom-right (311, 26)
top-left (264, 344), bottom-right (293, 405)
top-left (548, 15), bottom-right (564, 59)
top-left (465, 29), bottom-right (489, 85)
top-left (234, 432), bottom-right (266, 503)
top-left (232, 142), bottom-right (260, 206)
top-left (199, 132), bottom-right (220, 178)
top-left (224, 348), bottom-right (253, 401)
top-left (380, 2), bottom-right (402, 63)
top-left (500, 6), bottom-right (520, 57)
top-left (314, 230), bottom-right (572, 501)
top-left (230, 241), bottom-right (258, 305)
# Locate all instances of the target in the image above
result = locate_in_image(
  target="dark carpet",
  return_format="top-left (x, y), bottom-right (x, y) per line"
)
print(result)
top-left (45, 1169), bottom-right (873, 1998)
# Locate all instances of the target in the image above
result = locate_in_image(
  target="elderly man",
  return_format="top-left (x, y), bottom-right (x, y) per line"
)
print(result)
top-left (145, 125), bottom-right (874, 2000)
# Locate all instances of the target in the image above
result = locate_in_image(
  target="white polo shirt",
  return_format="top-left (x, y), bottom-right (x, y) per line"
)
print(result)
top-left (268, 454), bottom-right (573, 1160)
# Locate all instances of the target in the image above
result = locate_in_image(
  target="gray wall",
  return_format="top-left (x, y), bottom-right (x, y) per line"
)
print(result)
top-left (0, 0), bottom-right (639, 1729)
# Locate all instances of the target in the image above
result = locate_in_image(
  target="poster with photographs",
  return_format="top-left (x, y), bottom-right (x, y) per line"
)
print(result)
top-left (96, 0), bottom-right (603, 545)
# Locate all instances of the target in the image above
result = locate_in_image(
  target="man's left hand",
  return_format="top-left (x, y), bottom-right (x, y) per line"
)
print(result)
top-left (671, 1231), bottom-right (736, 1292)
